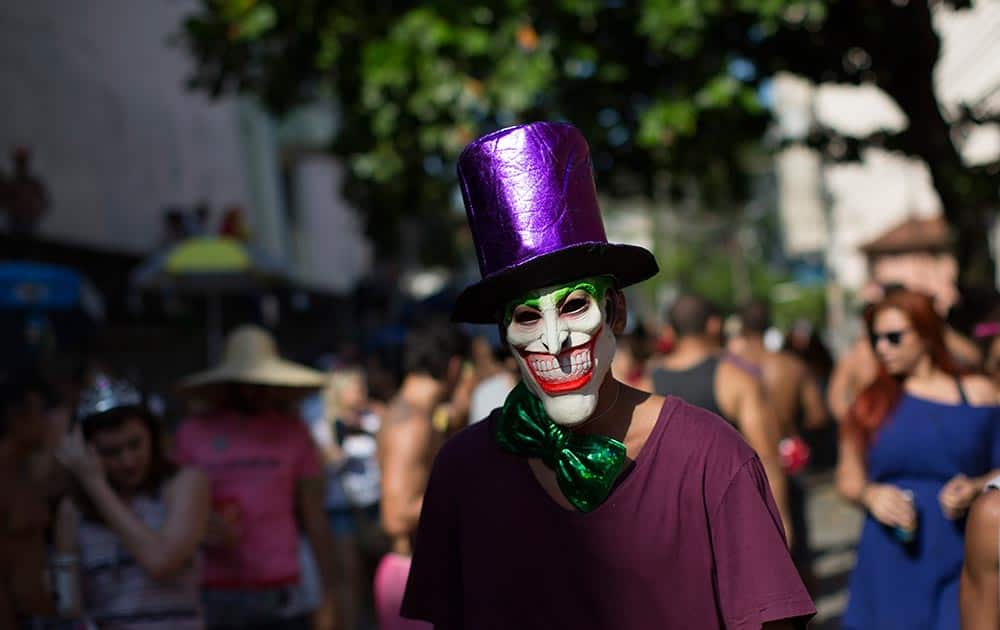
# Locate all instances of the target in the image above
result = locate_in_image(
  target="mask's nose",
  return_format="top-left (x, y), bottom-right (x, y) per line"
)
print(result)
top-left (541, 307), bottom-right (568, 355)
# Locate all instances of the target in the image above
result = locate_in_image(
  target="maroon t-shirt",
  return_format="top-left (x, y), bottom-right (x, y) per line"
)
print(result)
top-left (400, 396), bottom-right (815, 629)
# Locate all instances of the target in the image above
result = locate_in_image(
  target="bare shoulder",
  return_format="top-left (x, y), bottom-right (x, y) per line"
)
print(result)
top-left (382, 399), bottom-right (424, 427)
top-left (718, 358), bottom-right (762, 396)
top-left (379, 401), bottom-right (433, 449)
top-left (961, 374), bottom-right (999, 406)
top-left (165, 466), bottom-right (209, 501)
top-left (718, 358), bottom-right (755, 386)
top-left (775, 350), bottom-right (807, 377)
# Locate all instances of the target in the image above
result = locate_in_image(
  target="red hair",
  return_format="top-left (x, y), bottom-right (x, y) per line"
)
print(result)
top-left (844, 290), bottom-right (961, 449)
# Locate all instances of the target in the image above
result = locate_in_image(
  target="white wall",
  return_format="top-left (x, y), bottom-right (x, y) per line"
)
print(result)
top-left (0, 0), bottom-right (251, 254)
top-left (291, 155), bottom-right (372, 293)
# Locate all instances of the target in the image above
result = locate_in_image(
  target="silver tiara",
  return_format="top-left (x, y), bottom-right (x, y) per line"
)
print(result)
top-left (77, 375), bottom-right (143, 423)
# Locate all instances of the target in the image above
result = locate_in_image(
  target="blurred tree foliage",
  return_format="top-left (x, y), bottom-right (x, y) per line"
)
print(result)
top-left (182, 0), bottom-right (996, 282)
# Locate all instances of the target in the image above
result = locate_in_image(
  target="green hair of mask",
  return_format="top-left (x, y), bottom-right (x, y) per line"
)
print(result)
top-left (502, 275), bottom-right (616, 325)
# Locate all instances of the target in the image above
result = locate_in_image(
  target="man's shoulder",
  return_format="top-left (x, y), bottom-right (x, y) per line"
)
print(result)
top-left (767, 350), bottom-right (808, 379)
top-left (383, 398), bottom-right (432, 428)
top-left (716, 357), bottom-right (759, 387)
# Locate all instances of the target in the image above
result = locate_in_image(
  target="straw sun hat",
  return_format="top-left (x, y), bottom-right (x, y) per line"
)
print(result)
top-left (179, 324), bottom-right (326, 391)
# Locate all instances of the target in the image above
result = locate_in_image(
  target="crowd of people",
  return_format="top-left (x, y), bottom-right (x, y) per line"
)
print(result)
top-left (4, 121), bottom-right (1000, 629)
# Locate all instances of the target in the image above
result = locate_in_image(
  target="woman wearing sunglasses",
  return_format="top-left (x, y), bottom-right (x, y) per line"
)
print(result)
top-left (837, 289), bottom-right (1000, 630)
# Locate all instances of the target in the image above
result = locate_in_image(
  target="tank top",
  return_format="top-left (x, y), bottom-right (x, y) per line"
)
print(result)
top-left (650, 356), bottom-right (724, 418)
top-left (76, 492), bottom-right (203, 629)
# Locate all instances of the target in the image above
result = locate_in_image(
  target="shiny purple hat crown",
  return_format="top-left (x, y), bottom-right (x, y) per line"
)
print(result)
top-left (452, 121), bottom-right (658, 323)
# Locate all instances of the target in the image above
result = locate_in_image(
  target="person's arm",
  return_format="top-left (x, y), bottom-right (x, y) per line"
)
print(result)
top-left (941, 377), bottom-right (1000, 519)
top-left (86, 468), bottom-right (208, 582)
top-left (311, 420), bottom-right (346, 469)
top-left (837, 427), bottom-right (917, 529)
top-left (720, 367), bottom-right (791, 545)
top-left (298, 475), bottom-right (339, 630)
top-left (827, 346), bottom-right (858, 423)
top-left (51, 497), bottom-right (82, 618)
top-left (941, 470), bottom-right (1000, 521)
top-left (947, 327), bottom-right (984, 369)
top-left (380, 414), bottom-right (434, 540)
top-left (961, 490), bottom-right (1000, 630)
top-left (56, 429), bottom-right (210, 582)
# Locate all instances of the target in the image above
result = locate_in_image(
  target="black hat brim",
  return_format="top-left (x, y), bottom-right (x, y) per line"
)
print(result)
top-left (451, 243), bottom-right (658, 324)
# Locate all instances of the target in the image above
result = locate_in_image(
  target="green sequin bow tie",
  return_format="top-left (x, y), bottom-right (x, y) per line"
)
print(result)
top-left (495, 382), bottom-right (627, 512)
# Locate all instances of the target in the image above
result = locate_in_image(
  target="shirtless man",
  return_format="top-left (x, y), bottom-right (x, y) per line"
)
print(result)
top-left (731, 300), bottom-right (829, 590)
top-left (733, 301), bottom-right (827, 438)
top-left (375, 319), bottom-right (468, 630)
top-left (0, 374), bottom-right (56, 627)
top-left (649, 294), bottom-right (791, 541)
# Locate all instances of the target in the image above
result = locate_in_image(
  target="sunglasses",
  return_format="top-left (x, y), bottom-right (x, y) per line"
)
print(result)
top-left (869, 329), bottom-right (909, 347)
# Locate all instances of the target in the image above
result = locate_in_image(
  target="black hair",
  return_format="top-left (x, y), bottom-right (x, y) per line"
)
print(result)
top-left (667, 294), bottom-right (718, 337)
top-left (80, 405), bottom-right (178, 501)
top-left (403, 318), bottom-right (469, 381)
top-left (740, 300), bottom-right (772, 335)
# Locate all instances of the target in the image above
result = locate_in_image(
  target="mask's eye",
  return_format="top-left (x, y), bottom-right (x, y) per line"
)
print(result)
top-left (512, 307), bottom-right (541, 325)
top-left (561, 295), bottom-right (590, 315)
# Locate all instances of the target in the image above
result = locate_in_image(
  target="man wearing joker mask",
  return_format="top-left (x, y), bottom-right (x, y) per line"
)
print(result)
top-left (400, 122), bottom-right (815, 628)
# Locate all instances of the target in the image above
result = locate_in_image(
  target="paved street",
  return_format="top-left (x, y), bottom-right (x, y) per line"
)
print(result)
top-left (804, 471), bottom-right (864, 629)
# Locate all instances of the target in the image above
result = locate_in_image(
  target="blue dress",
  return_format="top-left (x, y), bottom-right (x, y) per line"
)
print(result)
top-left (843, 392), bottom-right (1000, 630)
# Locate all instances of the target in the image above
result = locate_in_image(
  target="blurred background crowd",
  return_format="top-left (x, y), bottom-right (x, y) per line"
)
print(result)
top-left (2, 0), bottom-right (1000, 629)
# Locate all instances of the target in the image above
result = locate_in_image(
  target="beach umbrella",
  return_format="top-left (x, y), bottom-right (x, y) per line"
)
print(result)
top-left (0, 261), bottom-right (105, 365)
top-left (130, 236), bottom-right (288, 358)
top-left (0, 261), bottom-right (105, 319)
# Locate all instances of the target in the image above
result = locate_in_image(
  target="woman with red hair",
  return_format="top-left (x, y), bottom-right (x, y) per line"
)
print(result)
top-left (837, 290), bottom-right (1000, 629)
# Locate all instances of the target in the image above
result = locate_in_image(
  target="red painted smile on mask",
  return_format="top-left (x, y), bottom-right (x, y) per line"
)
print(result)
top-left (518, 329), bottom-right (601, 394)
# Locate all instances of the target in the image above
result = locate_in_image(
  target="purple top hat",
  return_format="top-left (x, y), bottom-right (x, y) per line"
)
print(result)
top-left (452, 122), bottom-right (658, 323)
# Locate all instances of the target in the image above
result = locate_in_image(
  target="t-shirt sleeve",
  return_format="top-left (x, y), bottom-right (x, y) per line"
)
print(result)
top-left (290, 418), bottom-right (324, 481)
top-left (710, 456), bottom-right (816, 629)
top-left (400, 446), bottom-right (463, 628)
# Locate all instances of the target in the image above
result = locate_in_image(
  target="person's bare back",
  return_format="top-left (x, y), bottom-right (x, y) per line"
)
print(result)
top-left (378, 395), bottom-right (443, 556)
top-left (736, 344), bottom-right (827, 439)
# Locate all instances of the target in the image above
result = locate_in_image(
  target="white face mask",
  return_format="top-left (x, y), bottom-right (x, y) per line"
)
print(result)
top-left (504, 278), bottom-right (617, 426)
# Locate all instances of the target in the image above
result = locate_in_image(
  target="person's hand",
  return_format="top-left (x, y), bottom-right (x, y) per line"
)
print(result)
top-left (54, 427), bottom-right (103, 485)
top-left (939, 474), bottom-right (981, 520)
top-left (862, 483), bottom-right (916, 530)
top-left (203, 503), bottom-right (242, 549)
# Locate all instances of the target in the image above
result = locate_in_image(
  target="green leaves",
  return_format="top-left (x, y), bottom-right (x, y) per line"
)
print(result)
top-left (213, 0), bottom-right (276, 40)
top-left (177, 0), bottom-right (816, 262)
top-left (639, 100), bottom-right (697, 144)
